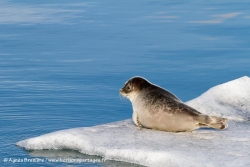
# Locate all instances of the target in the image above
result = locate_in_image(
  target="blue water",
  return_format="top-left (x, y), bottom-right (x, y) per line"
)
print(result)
top-left (1, 0), bottom-right (250, 166)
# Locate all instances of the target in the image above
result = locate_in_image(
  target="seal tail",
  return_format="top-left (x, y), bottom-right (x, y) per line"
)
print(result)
top-left (197, 115), bottom-right (228, 130)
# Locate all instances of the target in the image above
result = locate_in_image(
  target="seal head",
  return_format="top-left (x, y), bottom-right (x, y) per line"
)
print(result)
top-left (120, 77), bottom-right (151, 101)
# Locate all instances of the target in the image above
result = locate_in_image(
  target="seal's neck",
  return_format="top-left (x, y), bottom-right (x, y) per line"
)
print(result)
top-left (128, 91), bottom-right (140, 103)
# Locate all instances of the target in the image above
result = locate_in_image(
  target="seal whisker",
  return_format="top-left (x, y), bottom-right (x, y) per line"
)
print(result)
top-left (119, 93), bottom-right (128, 102)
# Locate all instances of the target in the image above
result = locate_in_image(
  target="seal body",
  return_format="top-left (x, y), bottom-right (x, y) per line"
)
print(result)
top-left (120, 77), bottom-right (228, 132)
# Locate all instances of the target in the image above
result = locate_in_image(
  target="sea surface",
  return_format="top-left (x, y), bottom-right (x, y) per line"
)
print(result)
top-left (0, 0), bottom-right (250, 166)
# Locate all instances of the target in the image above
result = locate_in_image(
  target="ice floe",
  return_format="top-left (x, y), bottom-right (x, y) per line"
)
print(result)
top-left (17, 76), bottom-right (250, 167)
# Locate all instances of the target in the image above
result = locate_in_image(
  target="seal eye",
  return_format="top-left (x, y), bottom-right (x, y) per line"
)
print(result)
top-left (126, 86), bottom-right (131, 91)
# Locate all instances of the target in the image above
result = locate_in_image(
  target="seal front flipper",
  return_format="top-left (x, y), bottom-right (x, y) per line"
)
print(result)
top-left (137, 116), bottom-right (143, 130)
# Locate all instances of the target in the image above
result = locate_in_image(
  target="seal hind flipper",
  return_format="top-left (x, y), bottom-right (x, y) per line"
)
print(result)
top-left (196, 115), bottom-right (228, 130)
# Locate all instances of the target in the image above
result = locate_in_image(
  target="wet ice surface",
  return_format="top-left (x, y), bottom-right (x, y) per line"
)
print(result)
top-left (17, 76), bottom-right (250, 167)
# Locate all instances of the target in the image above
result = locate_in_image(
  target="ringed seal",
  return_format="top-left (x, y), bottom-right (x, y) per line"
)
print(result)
top-left (120, 76), bottom-right (228, 132)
